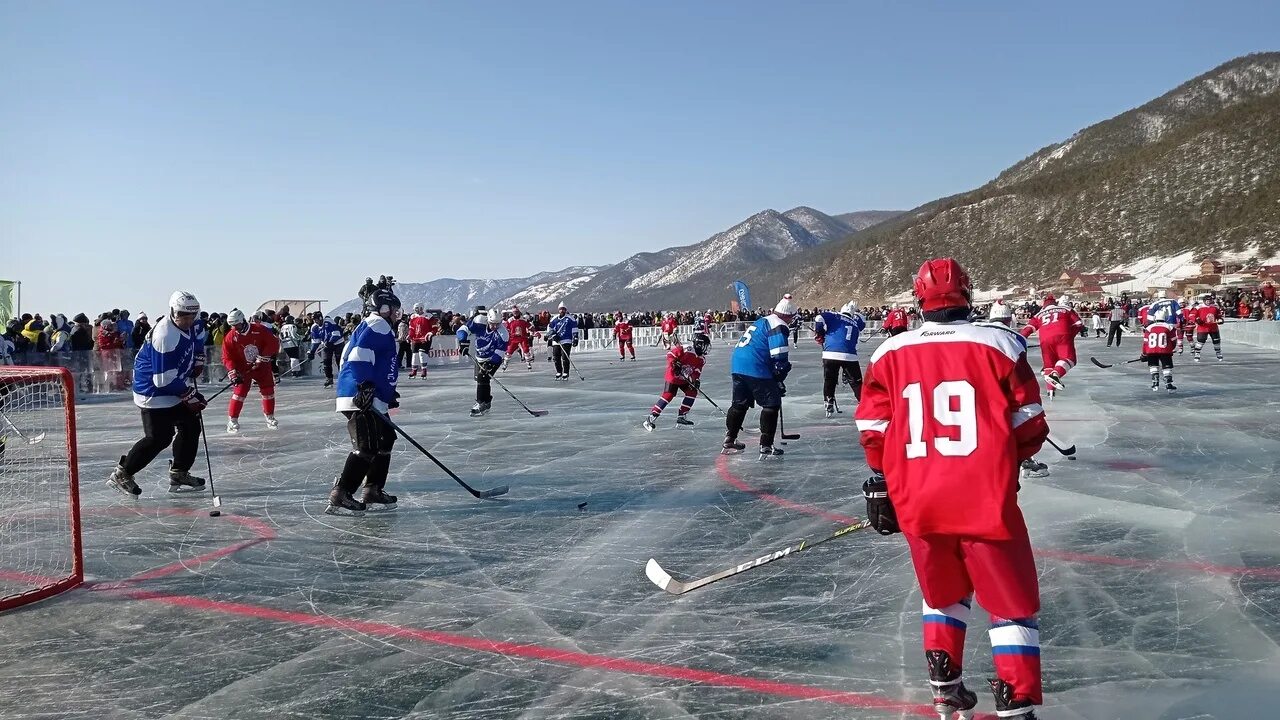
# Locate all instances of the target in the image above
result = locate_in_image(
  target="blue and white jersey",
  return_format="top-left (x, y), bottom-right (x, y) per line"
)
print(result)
top-left (456, 324), bottom-right (472, 344)
top-left (547, 314), bottom-right (578, 344)
top-left (731, 314), bottom-right (791, 379)
top-left (467, 321), bottom-right (509, 364)
top-left (308, 323), bottom-right (323, 348)
top-left (322, 320), bottom-right (344, 346)
top-left (116, 318), bottom-right (135, 349)
top-left (336, 314), bottom-right (398, 413)
top-left (814, 311), bottom-right (866, 362)
top-left (1149, 298), bottom-right (1182, 324)
top-left (192, 317), bottom-right (208, 346)
top-left (132, 317), bottom-right (198, 409)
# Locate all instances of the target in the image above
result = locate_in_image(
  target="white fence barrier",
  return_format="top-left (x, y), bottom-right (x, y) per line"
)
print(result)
top-left (1218, 319), bottom-right (1280, 351)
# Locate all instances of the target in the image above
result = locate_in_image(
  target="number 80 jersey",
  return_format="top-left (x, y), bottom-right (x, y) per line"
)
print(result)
top-left (854, 321), bottom-right (1049, 540)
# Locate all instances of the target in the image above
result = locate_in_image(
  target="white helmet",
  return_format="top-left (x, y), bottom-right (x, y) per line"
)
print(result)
top-left (413, 302), bottom-right (424, 313)
top-left (1150, 305), bottom-right (1172, 324)
top-left (774, 296), bottom-right (797, 316)
top-left (558, 302), bottom-right (567, 310)
top-left (473, 313), bottom-right (488, 325)
top-left (843, 300), bottom-right (860, 315)
top-left (1058, 294), bottom-right (1070, 306)
top-left (168, 290), bottom-right (200, 315)
top-left (1156, 289), bottom-right (1167, 299)
top-left (486, 310), bottom-right (502, 326)
top-left (227, 308), bottom-right (246, 326)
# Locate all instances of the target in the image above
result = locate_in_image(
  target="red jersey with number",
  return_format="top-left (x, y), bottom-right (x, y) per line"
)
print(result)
top-left (506, 317), bottom-right (531, 340)
top-left (1019, 305), bottom-right (1083, 340)
top-left (1194, 305), bottom-right (1221, 332)
top-left (663, 344), bottom-right (704, 385)
top-left (661, 318), bottom-right (678, 334)
top-left (1141, 322), bottom-right (1177, 356)
top-left (884, 308), bottom-right (909, 330)
top-left (1180, 308), bottom-right (1197, 332)
top-left (408, 315), bottom-right (437, 342)
top-left (855, 321), bottom-right (1048, 540)
top-left (613, 321), bottom-right (633, 341)
top-left (222, 322), bottom-right (280, 373)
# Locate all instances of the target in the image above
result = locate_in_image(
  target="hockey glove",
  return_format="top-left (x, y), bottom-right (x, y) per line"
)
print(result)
top-left (181, 387), bottom-right (208, 413)
top-left (572, 336), bottom-right (579, 347)
top-left (777, 381), bottom-right (787, 398)
top-left (227, 369), bottom-right (241, 385)
top-left (388, 390), bottom-right (400, 410)
top-left (190, 356), bottom-right (206, 379)
top-left (814, 334), bottom-right (825, 345)
top-left (353, 381), bottom-right (377, 411)
top-left (862, 474), bottom-right (901, 536)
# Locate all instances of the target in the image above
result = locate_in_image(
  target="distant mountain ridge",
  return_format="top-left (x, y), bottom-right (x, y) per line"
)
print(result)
top-left (330, 266), bottom-right (604, 316)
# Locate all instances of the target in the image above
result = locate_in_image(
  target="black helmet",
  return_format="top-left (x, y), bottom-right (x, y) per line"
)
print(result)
top-left (371, 287), bottom-right (401, 315)
top-left (692, 332), bottom-right (711, 357)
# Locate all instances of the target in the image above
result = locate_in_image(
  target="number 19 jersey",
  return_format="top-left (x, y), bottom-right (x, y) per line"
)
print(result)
top-left (855, 321), bottom-right (1049, 540)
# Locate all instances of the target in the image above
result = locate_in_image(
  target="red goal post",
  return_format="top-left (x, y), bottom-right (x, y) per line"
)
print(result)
top-left (0, 366), bottom-right (84, 611)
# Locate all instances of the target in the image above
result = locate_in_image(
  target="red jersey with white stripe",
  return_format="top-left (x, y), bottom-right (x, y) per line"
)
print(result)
top-left (1194, 305), bottom-right (1221, 332)
top-left (1019, 305), bottom-right (1083, 340)
top-left (222, 322), bottom-right (281, 373)
top-left (663, 344), bottom-right (704, 385)
top-left (408, 314), bottom-right (437, 342)
top-left (855, 321), bottom-right (1048, 540)
top-left (660, 318), bottom-right (678, 334)
top-left (506, 317), bottom-right (532, 340)
top-left (883, 308), bottom-right (909, 330)
top-left (1142, 322), bottom-right (1177, 356)
top-left (613, 321), bottom-right (633, 341)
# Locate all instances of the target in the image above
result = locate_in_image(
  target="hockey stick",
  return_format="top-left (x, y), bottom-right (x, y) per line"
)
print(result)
top-left (377, 412), bottom-right (509, 498)
top-left (1089, 356), bottom-right (1144, 369)
top-left (0, 409), bottom-right (45, 445)
top-left (779, 409), bottom-right (800, 441)
top-left (693, 384), bottom-right (725, 415)
top-left (567, 348), bottom-right (587, 381)
top-left (204, 379), bottom-right (239, 404)
top-left (475, 357), bottom-right (548, 417)
top-left (646, 519), bottom-right (873, 595)
top-left (195, 413), bottom-right (222, 515)
top-left (1045, 433), bottom-right (1076, 457)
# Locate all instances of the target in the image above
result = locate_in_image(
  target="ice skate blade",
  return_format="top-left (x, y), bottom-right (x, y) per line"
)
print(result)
top-left (106, 478), bottom-right (141, 497)
top-left (167, 484), bottom-right (207, 494)
top-left (325, 504), bottom-right (365, 517)
top-left (364, 502), bottom-right (396, 511)
top-left (935, 708), bottom-right (975, 720)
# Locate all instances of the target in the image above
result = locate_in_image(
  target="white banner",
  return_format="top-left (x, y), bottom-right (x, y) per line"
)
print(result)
top-left (428, 335), bottom-right (462, 366)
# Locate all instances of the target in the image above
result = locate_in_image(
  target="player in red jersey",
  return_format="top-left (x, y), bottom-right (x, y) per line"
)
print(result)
top-left (643, 333), bottom-right (709, 431)
top-left (1141, 306), bottom-right (1178, 391)
top-left (1018, 294), bottom-right (1083, 396)
top-left (504, 307), bottom-right (534, 370)
top-left (1177, 305), bottom-right (1196, 354)
top-left (407, 304), bottom-right (438, 378)
top-left (856, 258), bottom-right (1049, 720)
top-left (659, 313), bottom-right (679, 348)
top-left (222, 308), bottom-right (282, 433)
top-left (1192, 297), bottom-right (1223, 362)
top-left (882, 306), bottom-right (910, 336)
top-left (613, 312), bottom-right (636, 361)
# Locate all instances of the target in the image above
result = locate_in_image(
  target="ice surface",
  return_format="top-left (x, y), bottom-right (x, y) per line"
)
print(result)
top-left (1, 337), bottom-right (1278, 719)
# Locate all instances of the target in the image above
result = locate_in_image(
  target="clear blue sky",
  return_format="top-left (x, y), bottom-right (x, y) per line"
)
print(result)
top-left (3, 1), bottom-right (1277, 317)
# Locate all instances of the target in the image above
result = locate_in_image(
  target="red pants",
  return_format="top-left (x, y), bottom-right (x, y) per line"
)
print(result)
top-left (617, 338), bottom-right (634, 358)
top-left (507, 338), bottom-right (531, 358)
top-left (906, 518), bottom-right (1042, 705)
top-left (228, 366), bottom-right (276, 418)
top-left (1037, 336), bottom-right (1077, 378)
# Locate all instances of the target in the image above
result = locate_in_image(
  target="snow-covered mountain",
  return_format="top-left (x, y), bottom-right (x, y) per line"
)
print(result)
top-left (330, 266), bottom-right (604, 316)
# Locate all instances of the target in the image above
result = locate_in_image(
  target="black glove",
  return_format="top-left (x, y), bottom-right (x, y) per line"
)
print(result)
top-left (228, 368), bottom-right (241, 385)
top-left (181, 387), bottom-right (207, 413)
top-left (692, 378), bottom-right (701, 390)
top-left (572, 336), bottom-right (579, 347)
top-left (190, 357), bottom-right (206, 379)
top-left (862, 474), bottom-right (901, 536)
top-left (778, 381), bottom-right (787, 398)
top-left (353, 380), bottom-right (377, 411)
top-left (388, 390), bottom-right (400, 410)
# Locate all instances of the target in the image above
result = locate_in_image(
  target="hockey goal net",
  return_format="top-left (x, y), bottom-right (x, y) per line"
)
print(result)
top-left (0, 367), bottom-right (83, 611)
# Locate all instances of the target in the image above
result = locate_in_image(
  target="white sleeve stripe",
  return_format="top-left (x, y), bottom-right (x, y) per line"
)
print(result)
top-left (1010, 403), bottom-right (1044, 429)
top-left (346, 346), bottom-right (376, 364)
top-left (856, 419), bottom-right (888, 433)
top-left (769, 347), bottom-right (787, 356)
top-left (153, 370), bottom-right (179, 388)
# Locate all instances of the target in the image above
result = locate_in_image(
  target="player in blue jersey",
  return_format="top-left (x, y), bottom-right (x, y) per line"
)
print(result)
top-left (725, 296), bottom-right (796, 459)
top-left (467, 310), bottom-right (509, 416)
top-left (107, 291), bottom-right (209, 497)
top-left (814, 301), bottom-right (867, 417)
top-left (328, 287), bottom-right (402, 516)
top-left (547, 303), bottom-right (579, 380)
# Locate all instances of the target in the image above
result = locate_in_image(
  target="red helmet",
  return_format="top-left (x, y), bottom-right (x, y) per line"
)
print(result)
top-left (1042, 294), bottom-right (1057, 308)
top-left (913, 258), bottom-right (971, 311)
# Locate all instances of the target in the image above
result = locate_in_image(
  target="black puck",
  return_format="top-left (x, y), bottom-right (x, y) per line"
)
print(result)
top-left (577, 502), bottom-right (588, 511)
top-left (209, 510), bottom-right (222, 517)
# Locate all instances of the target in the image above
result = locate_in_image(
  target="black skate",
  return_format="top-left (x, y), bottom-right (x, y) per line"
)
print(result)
top-left (469, 401), bottom-right (491, 417)
top-left (106, 457), bottom-right (142, 497)
top-left (926, 650), bottom-right (977, 720)
top-left (824, 399), bottom-right (835, 418)
top-left (643, 414), bottom-right (658, 432)
top-left (676, 415), bottom-right (694, 426)
top-left (1165, 382), bottom-right (1177, 392)
top-left (758, 445), bottom-right (783, 461)
top-left (167, 462), bottom-right (207, 493)
top-left (1043, 370), bottom-right (1065, 392)
top-left (361, 486), bottom-right (397, 511)
top-left (989, 678), bottom-right (1036, 718)
top-left (721, 436), bottom-right (746, 455)
top-left (1150, 379), bottom-right (1160, 392)
top-left (325, 487), bottom-right (366, 517)
top-left (1020, 458), bottom-right (1048, 478)
top-left (323, 378), bottom-right (334, 388)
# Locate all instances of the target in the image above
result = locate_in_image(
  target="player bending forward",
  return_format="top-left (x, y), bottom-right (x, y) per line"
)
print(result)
top-left (329, 287), bottom-right (402, 516)
top-left (613, 312), bottom-right (636, 361)
top-left (108, 291), bottom-right (209, 496)
top-left (1142, 306), bottom-right (1177, 392)
top-left (1019, 294), bottom-right (1083, 396)
top-left (467, 310), bottom-right (509, 416)
top-left (643, 332), bottom-right (709, 431)
top-left (856, 258), bottom-right (1049, 720)
top-left (724, 297), bottom-right (794, 459)
top-left (813, 301), bottom-right (865, 417)
top-left (222, 308), bottom-right (281, 433)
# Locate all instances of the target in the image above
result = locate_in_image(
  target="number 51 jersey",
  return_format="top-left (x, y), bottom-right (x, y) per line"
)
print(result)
top-left (855, 321), bottom-right (1049, 540)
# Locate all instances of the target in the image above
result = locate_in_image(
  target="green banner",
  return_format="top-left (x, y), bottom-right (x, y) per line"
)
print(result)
top-left (0, 280), bottom-right (17, 326)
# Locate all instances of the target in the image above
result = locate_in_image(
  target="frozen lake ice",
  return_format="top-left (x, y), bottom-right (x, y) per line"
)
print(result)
top-left (2, 336), bottom-right (1277, 719)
